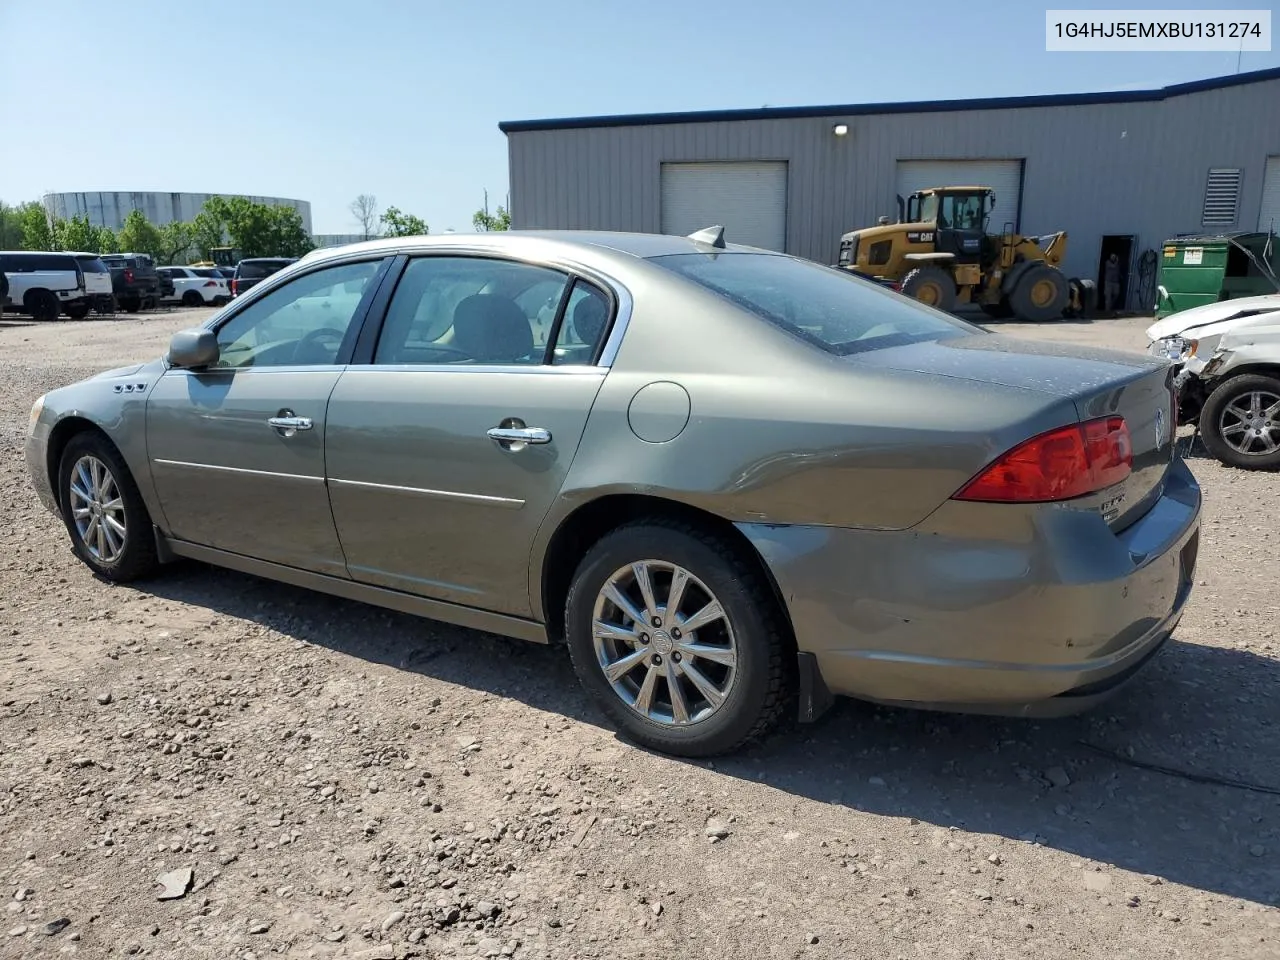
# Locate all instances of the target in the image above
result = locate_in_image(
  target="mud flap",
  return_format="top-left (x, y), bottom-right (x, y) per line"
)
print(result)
top-left (797, 652), bottom-right (834, 723)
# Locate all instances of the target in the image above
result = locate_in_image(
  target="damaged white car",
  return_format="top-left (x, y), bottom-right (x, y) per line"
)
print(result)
top-left (1147, 294), bottom-right (1280, 469)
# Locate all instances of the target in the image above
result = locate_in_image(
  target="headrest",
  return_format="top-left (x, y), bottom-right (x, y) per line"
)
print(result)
top-left (571, 293), bottom-right (609, 347)
top-left (452, 294), bottom-right (535, 363)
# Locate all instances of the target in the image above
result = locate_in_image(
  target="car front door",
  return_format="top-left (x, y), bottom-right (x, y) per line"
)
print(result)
top-left (324, 254), bottom-right (616, 617)
top-left (146, 255), bottom-right (392, 575)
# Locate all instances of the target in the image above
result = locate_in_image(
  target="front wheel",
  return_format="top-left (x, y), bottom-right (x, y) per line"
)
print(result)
top-left (181, 290), bottom-right (203, 307)
top-left (1199, 373), bottom-right (1280, 470)
top-left (564, 520), bottom-right (793, 757)
top-left (57, 432), bottom-right (159, 581)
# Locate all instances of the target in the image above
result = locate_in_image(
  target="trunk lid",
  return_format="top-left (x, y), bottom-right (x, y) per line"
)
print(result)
top-left (850, 333), bottom-right (1177, 527)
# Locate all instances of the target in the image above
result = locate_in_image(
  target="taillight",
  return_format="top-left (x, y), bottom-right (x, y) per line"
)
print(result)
top-left (953, 416), bottom-right (1132, 503)
top-left (231, 279), bottom-right (238, 295)
top-left (125, 268), bottom-right (134, 283)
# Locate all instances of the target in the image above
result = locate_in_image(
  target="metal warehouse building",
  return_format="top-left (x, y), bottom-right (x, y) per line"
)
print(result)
top-left (42, 191), bottom-right (313, 235)
top-left (501, 67), bottom-right (1280, 309)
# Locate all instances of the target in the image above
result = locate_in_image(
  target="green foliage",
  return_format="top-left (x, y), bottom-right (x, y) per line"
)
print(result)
top-left (159, 221), bottom-right (193, 265)
top-left (0, 202), bottom-right (24, 248)
top-left (118, 210), bottom-right (164, 260)
top-left (95, 227), bottom-right (120, 255)
top-left (55, 214), bottom-right (98, 252)
top-left (472, 205), bottom-right (511, 232)
top-left (18, 202), bottom-right (56, 250)
top-left (193, 197), bottom-right (313, 258)
top-left (380, 206), bottom-right (428, 237)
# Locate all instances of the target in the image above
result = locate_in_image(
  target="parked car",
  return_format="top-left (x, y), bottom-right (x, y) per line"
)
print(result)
top-left (24, 230), bottom-right (1201, 757)
top-left (0, 250), bottom-right (96, 320)
top-left (1147, 293), bottom-right (1280, 469)
top-left (68, 252), bottom-right (116, 315)
top-left (157, 266), bottom-right (230, 306)
top-left (100, 253), bottom-right (161, 313)
top-left (230, 257), bottom-right (295, 298)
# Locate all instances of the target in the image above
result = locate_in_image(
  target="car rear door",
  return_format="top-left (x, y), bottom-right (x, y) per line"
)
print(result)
top-left (146, 254), bottom-right (394, 575)
top-left (324, 253), bottom-right (615, 617)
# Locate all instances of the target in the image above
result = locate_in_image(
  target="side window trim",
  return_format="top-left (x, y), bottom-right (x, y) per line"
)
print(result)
top-left (199, 255), bottom-right (395, 370)
top-left (350, 251), bottom-right (626, 371)
top-left (540, 278), bottom-right (576, 365)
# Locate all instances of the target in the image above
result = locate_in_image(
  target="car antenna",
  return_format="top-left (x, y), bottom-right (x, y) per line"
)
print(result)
top-left (687, 225), bottom-right (726, 249)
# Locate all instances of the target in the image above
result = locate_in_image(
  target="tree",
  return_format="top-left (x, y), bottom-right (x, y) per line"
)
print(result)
top-left (472, 205), bottom-right (511, 232)
top-left (94, 227), bottom-right (119, 255)
top-left (380, 206), bottom-right (427, 237)
top-left (117, 210), bottom-right (163, 260)
top-left (0, 202), bottom-right (25, 249)
top-left (18, 202), bottom-right (56, 250)
top-left (159, 221), bottom-right (193, 264)
top-left (55, 214), bottom-right (98, 252)
top-left (266, 205), bottom-right (314, 258)
top-left (351, 194), bottom-right (379, 240)
top-left (191, 204), bottom-right (228, 259)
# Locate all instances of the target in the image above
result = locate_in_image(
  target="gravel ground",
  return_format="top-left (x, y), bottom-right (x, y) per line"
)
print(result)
top-left (1, 310), bottom-right (1278, 959)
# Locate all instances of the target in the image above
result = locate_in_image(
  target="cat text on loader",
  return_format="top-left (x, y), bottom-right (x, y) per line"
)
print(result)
top-left (836, 186), bottom-right (1086, 321)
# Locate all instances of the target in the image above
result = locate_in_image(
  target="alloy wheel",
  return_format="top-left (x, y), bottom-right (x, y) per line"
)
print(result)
top-left (1218, 389), bottom-right (1280, 456)
top-left (68, 455), bottom-right (127, 563)
top-left (591, 560), bottom-right (738, 726)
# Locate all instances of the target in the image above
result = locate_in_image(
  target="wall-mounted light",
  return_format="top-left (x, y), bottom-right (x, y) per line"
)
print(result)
top-left (832, 123), bottom-right (849, 137)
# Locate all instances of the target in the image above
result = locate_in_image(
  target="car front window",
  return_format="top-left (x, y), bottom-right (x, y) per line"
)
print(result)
top-left (648, 252), bottom-right (976, 355)
top-left (213, 259), bottom-right (381, 368)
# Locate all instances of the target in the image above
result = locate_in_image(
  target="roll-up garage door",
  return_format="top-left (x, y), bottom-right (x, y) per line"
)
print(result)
top-left (896, 160), bottom-right (1024, 231)
top-left (1259, 157), bottom-right (1280, 234)
top-left (660, 161), bottom-right (788, 251)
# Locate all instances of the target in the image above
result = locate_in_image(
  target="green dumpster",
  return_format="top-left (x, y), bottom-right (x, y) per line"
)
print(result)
top-left (1154, 231), bottom-right (1279, 318)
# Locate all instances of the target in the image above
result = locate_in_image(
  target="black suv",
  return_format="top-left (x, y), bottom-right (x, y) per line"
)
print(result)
top-left (231, 258), bottom-right (296, 298)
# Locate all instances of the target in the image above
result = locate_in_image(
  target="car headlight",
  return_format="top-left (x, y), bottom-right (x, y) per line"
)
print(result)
top-left (1150, 337), bottom-right (1197, 362)
top-left (28, 395), bottom-right (45, 437)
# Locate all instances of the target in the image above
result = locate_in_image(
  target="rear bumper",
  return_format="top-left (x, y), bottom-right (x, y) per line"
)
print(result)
top-left (741, 457), bottom-right (1202, 717)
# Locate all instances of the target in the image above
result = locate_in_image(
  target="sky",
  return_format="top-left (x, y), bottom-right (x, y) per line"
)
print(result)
top-left (2, 0), bottom-right (1276, 235)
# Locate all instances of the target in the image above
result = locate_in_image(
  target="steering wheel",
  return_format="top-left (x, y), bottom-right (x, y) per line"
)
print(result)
top-left (292, 327), bottom-right (347, 363)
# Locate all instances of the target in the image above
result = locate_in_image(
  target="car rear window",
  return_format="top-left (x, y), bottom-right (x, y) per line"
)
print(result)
top-left (75, 256), bottom-right (109, 273)
top-left (648, 252), bottom-right (975, 355)
top-left (193, 268), bottom-right (221, 278)
top-left (237, 260), bottom-right (290, 279)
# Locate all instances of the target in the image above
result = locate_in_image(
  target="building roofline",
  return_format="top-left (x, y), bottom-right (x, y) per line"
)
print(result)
top-left (499, 65), bottom-right (1280, 134)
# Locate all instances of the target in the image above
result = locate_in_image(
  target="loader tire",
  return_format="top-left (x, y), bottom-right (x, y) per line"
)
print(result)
top-left (900, 266), bottom-right (957, 313)
top-left (1008, 264), bottom-right (1069, 322)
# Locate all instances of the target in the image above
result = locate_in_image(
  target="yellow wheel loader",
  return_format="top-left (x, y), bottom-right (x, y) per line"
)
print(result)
top-left (835, 186), bottom-right (1088, 322)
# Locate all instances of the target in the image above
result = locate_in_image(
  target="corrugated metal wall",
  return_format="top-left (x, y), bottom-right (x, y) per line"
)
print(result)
top-left (42, 192), bottom-right (314, 235)
top-left (506, 76), bottom-right (1280, 282)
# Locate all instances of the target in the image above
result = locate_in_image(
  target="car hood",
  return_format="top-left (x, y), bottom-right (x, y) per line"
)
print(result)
top-left (1146, 294), bottom-right (1280, 340)
top-left (848, 333), bottom-right (1167, 400)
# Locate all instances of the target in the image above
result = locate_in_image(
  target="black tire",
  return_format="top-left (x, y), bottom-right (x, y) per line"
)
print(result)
top-left (980, 300), bottom-right (1014, 319)
top-left (899, 265), bottom-right (957, 313)
top-left (24, 289), bottom-right (59, 322)
top-left (57, 432), bottom-right (159, 582)
top-left (122, 295), bottom-right (141, 313)
top-left (64, 303), bottom-right (91, 320)
top-left (0, 271), bottom-right (9, 302)
top-left (564, 519), bottom-right (794, 757)
top-left (1198, 373), bottom-right (1280, 471)
top-left (1007, 263), bottom-right (1069, 322)
top-left (181, 290), bottom-right (204, 307)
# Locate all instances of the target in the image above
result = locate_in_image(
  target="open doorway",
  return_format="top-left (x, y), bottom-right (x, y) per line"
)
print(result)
top-left (1097, 235), bottom-right (1134, 314)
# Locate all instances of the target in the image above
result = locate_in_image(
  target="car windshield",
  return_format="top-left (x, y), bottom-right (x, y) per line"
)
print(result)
top-left (238, 261), bottom-right (288, 279)
top-left (648, 252), bottom-right (975, 355)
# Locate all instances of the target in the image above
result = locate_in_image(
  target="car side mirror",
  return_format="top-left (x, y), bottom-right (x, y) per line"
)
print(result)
top-left (167, 328), bottom-right (219, 369)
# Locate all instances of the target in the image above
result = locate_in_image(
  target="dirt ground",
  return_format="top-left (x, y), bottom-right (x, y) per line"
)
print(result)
top-left (1, 309), bottom-right (1278, 960)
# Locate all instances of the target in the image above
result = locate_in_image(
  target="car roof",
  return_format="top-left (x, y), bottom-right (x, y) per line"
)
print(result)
top-left (295, 230), bottom-right (776, 270)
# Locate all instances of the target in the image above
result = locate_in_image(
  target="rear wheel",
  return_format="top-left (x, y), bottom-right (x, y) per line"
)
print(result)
top-left (57, 432), bottom-right (159, 581)
top-left (564, 520), bottom-right (793, 757)
top-left (900, 265), bottom-right (957, 313)
top-left (64, 303), bottom-right (91, 320)
top-left (1008, 264), bottom-right (1069, 322)
top-left (121, 295), bottom-right (141, 313)
top-left (181, 290), bottom-right (203, 307)
top-left (24, 289), bottom-right (59, 322)
top-left (1199, 373), bottom-right (1280, 470)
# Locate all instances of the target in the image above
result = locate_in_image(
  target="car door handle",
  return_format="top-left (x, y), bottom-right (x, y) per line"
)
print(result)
top-left (268, 415), bottom-right (313, 433)
top-left (487, 426), bottom-right (551, 445)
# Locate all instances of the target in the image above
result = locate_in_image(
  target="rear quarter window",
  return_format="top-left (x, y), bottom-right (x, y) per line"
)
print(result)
top-left (75, 256), bottom-right (109, 273)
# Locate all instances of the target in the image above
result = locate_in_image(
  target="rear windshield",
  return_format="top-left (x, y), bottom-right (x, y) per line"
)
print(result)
top-left (238, 260), bottom-right (290, 279)
top-left (649, 252), bottom-right (975, 355)
top-left (75, 256), bottom-right (109, 273)
top-left (103, 257), bottom-right (138, 269)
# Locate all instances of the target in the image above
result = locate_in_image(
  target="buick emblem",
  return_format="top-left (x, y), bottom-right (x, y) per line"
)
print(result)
top-left (1154, 408), bottom-right (1167, 448)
